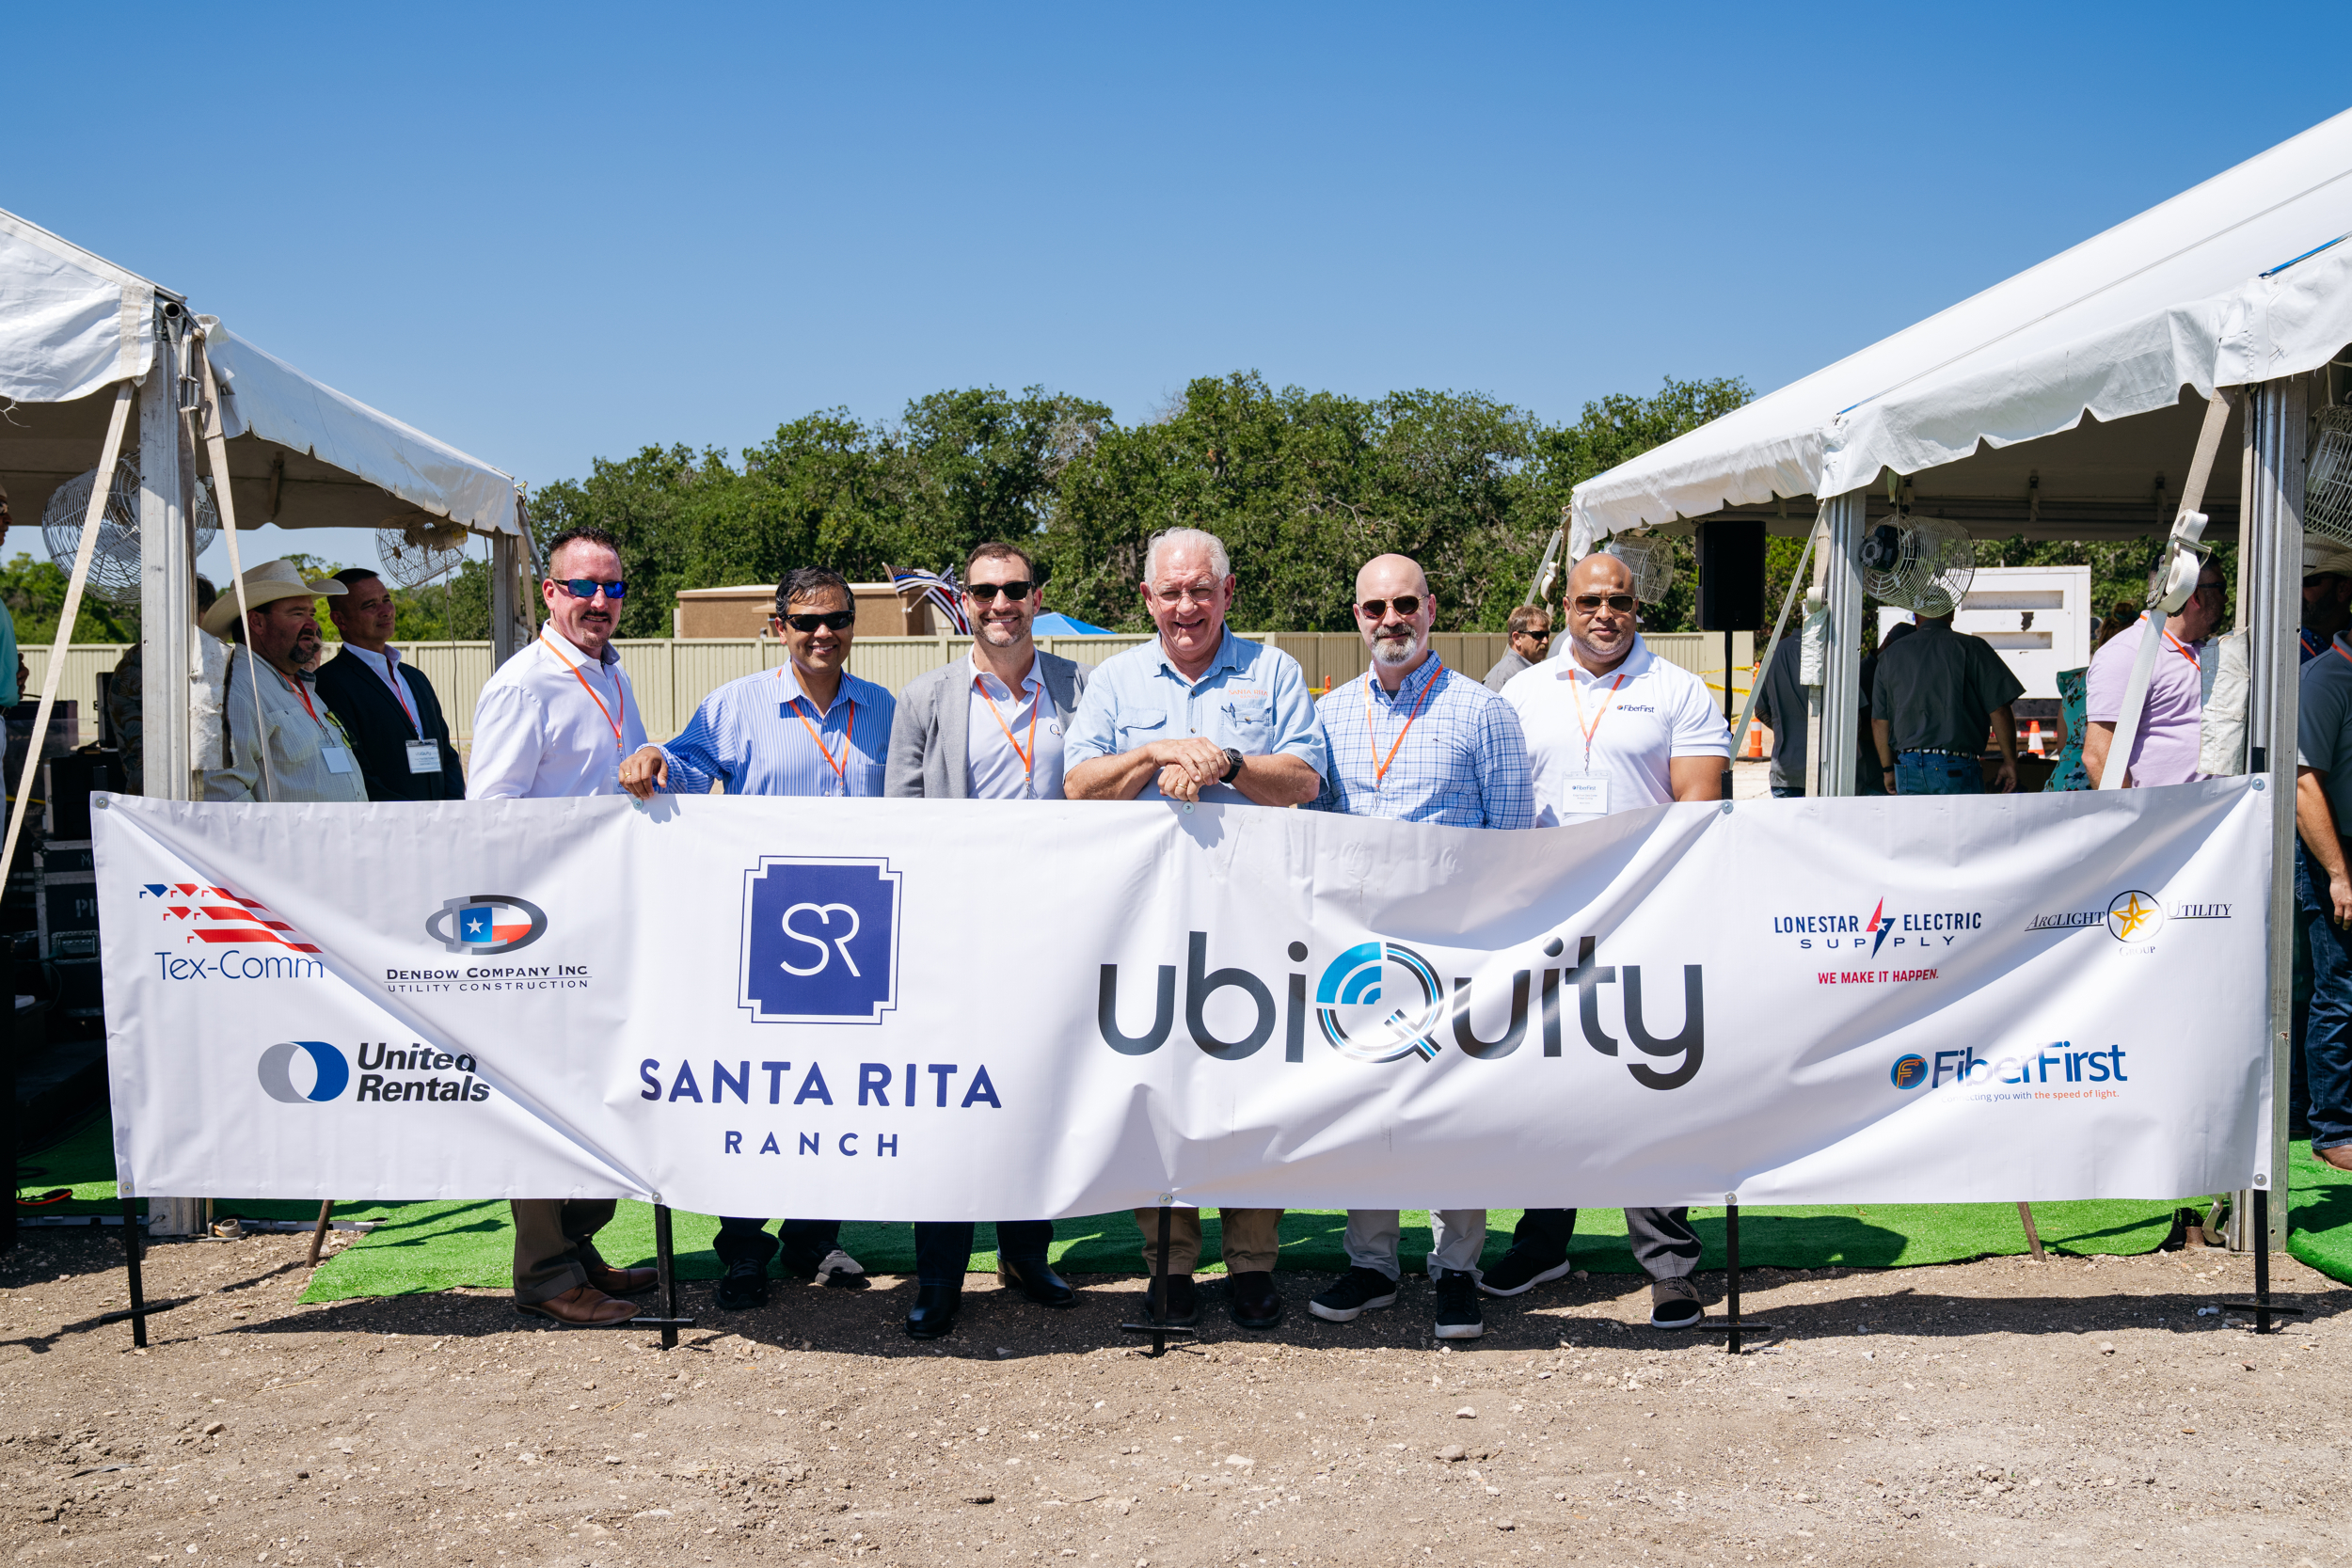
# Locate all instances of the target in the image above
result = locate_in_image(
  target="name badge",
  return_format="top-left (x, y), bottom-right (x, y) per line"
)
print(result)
top-left (1562, 773), bottom-right (1610, 816)
top-left (405, 739), bottom-right (440, 775)
top-left (321, 746), bottom-right (356, 776)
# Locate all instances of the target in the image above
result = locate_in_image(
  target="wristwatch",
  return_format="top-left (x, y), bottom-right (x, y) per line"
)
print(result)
top-left (1220, 747), bottom-right (1245, 784)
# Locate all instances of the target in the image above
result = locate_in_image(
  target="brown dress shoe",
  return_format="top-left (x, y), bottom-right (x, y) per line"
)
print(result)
top-left (583, 1261), bottom-right (660, 1295)
top-left (2317, 1144), bottom-right (2352, 1172)
top-left (516, 1285), bottom-right (639, 1327)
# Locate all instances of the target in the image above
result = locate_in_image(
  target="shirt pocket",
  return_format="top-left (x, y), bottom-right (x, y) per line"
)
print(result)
top-left (1220, 697), bottom-right (1273, 750)
top-left (1115, 708), bottom-right (1169, 752)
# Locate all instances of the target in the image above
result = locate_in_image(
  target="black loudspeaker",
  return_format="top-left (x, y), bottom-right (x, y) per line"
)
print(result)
top-left (1696, 519), bottom-right (1767, 631)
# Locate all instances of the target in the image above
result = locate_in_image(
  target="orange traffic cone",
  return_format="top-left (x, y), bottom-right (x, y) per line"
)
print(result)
top-left (2026, 721), bottom-right (2044, 756)
top-left (1744, 724), bottom-right (1765, 760)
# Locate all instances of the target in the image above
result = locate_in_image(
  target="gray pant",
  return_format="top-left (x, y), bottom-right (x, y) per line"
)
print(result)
top-left (1344, 1209), bottom-right (1487, 1279)
top-left (510, 1197), bottom-right (618, 1305)
top-left (1512, 1207), bottom-right (1698, 1281)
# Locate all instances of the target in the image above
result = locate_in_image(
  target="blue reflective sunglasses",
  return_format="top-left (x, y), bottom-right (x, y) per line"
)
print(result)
top-left (555, 578), bottom-right (627, 600)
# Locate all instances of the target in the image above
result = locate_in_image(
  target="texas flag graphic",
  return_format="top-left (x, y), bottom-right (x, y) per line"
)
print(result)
top-left (458, 904), bottom-right (532, 946)
top-left (138, 882), bottom-right (322, 953)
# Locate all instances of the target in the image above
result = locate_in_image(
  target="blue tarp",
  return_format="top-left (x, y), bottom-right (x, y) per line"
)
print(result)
top-left (1031, 611), bottom-right (1112, 636)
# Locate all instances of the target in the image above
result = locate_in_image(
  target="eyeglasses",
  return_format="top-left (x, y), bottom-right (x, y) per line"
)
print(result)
top-left (555, 578), bottom-right (628, 600)
top-left (777, 610), bottom-right (856, 633)
top-left (1357, 595), bottom-right (1422, 619)
top-left (1571, 594), bottom-right (1638, 613)
top-left (1152, 584), bottom-right (1220, 606)
top-left (965, 580), bottom-right (1034, 603)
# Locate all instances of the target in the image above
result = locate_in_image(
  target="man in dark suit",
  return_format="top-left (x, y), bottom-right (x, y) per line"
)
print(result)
top-left (315, 567), bottom-right (466, 800)
top-left (881, 541), bottom-right (1089, 1339)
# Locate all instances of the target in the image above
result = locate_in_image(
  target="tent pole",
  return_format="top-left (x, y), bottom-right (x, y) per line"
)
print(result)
top-left (490, 530), bottom-right (524, 664)
top-left (1817, 490), bottom-right (1867, 797)
top-left (2243, 374), bottom-right (2306, 1252)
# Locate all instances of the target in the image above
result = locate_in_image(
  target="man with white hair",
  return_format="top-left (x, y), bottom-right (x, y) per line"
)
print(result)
top-left (1868, 586), bottom-right (2024, 795)
top-left (1305, 552), bottom-right (1534, 1340)
top-left (1065, 525), bottom-right (1327, 1331)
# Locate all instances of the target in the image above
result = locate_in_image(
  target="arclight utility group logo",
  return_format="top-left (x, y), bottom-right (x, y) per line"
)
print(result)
top-left (256, 1040), bottom-right (350, 1103)
top-left (425, 895), bottom-right (547, 955)
top-left (739, 856), bottom-right (902, 1023)
top-left (2022, 888), bottom-right (2231, 947)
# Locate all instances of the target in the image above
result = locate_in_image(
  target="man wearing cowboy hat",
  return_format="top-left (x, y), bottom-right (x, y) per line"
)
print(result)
top-left (201, 560), bottom-right (368, 804)
top-left (1868, 586), bottom-right (2024, 796)
top-left (2302, 536), bottom-right (2352, 663)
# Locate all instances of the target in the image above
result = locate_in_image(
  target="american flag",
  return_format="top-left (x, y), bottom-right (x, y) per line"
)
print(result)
top-left (138, 882), bottom-right (323, 954)
top-left (891, 566), bottom-right (972, 635)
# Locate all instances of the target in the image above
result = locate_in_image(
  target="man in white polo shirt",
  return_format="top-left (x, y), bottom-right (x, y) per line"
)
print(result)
top-left (1495, 549), bottom-right (1729, 1327)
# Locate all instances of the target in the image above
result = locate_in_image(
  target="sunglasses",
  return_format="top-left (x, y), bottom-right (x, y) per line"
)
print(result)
top-left (555, 578), bottom-right (627, 600)
top-left (1520, 629), bottom-right (1553, 641)
top-left (965, 580), bottom-right (1034, 603)
top-left (1357, 596), bottom-right (1422, 618)
top-left (777, 610), bottom-right (856, 633)
top-left (1572, 594), bottom-right (1638, 613)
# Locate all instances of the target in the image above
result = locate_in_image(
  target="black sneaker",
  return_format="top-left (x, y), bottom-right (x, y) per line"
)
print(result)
top-left (1649, 1276), bottom-right (1703, 1328)
top-left (715, 1259), bottom-right (769, 1311)
top-left (1144, 1274), bottom-right (1199, 1326)
top-left (1477, 1247), bottom-right (1572, 1298)
top-left (1309, 1266), bottom-right (1400, 1323)
top-left (1433, 1268), bottom-right (1484, 1339)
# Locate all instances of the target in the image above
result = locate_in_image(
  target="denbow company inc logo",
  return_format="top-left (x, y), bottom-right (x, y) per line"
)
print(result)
top-left (1098, 929), bottom-right (1706, 1089)
top-left (739, 856), bottom-right (902, 1023)
top-left (425, 895), bottom-right (547, 955)
top-left (141, 881), bottom-right (327, 981)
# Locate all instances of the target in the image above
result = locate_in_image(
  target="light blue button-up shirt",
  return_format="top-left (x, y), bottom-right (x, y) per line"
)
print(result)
top-left (1309, 655), bottom-right (1535, 828)
top-left (660, 663), bottom-right (895, 799)
top-left (1064, 626), bottom-right (1327, 802)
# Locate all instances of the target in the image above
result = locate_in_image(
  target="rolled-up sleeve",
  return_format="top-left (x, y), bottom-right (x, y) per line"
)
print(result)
top-left (1263, 651), bottom-right (1328, 783)
top-left (1063, 666), bottom-right (1126, 768)
top-left (465, 682), bottom-right (545, 800)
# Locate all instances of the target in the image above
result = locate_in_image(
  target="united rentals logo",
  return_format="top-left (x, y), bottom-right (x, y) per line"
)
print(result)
top-left (256, 1040), bottom-right (350, 1103)
top-left (425, 895), bottom-right (548, 956)
top-left (739, 856), bottom-right (902, 1023)
top-left (1099, 931), bottom-right (1705, 1089)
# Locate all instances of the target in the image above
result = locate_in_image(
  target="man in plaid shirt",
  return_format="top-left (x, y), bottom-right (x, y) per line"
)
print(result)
top-left (1305, 552), bottom-right (1534, 1339)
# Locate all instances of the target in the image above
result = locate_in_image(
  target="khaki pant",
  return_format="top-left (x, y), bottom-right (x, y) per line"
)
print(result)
top-left (510, 1198), bottom-right (618, 1305)
top-left (1131, 1207), bottom-right (1282, 1275)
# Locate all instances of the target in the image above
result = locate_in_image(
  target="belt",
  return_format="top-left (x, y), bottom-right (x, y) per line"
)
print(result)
top-left (1899, 749), bottom-right (1979, 759)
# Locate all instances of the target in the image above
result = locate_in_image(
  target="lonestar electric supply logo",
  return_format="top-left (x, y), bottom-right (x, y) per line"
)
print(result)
top-left (1771, 895), bottom-right (1981, 960)
top-left (425, 895), bottom-right (547, 955)
top-left (388, 894), bottom-right (587, 995)
top-left (2022, 889), bottom-right (2230, 952)
top-left (139, 881), bottom-right (327, 981)
top-left (257, 1039), bottom-right (495, 1106)
top-left (739, 856), bottom-right (902, 1023)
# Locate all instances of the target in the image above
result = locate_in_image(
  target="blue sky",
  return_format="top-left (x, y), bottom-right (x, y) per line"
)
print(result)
top-left (9, 3), bottom-right (2350, 581)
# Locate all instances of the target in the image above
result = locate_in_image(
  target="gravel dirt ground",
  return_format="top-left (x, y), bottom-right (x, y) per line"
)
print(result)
top-left (2, 1229), bottom-right (2344, 1568)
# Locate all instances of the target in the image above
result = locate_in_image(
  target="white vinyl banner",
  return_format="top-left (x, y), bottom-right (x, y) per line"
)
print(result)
top-left (96, 779), bottom-right (2274, 1219)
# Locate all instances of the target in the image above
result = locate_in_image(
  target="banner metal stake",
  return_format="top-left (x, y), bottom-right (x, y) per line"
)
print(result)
top-left (655, 1204), bottom-right (679, 1350)
top-left (308, 1201), bottom-right (335, 1267)
top-left (1692, 1201), bottom-right (1774, 1352)
top-left (1119, 1201), bottom-right (1196, 1355)
top-left (121, 1196), bottom-right (148, 1349)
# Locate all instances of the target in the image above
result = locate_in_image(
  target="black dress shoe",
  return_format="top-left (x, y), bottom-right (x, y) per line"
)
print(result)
top-left (1144, 1273), bottom-right (1199, 1326)
top-left (715, 1259), bottom-right (769, 1311)
top-left (906, 1284), bottom-right (962, 1339)
top-left (998, 1258), bottom-right (1075, 1308)
top-left (1228, 1269), bottom-right (1283, 1329)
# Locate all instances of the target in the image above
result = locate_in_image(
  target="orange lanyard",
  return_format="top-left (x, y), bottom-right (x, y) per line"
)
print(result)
top-left (1567, 670), bottom-right (1629, 767)
top-left (1363, 666), bottom-right (1440, 787)
top-left (2333, 641), bottom-right (2352, 673)
top-left (281, 669), bottom-right (322, 726)
top-left (977, 671), bottom-right (1041, 790)
top-left (784, 665), bottom-right (855, 788)
top-left (544, 632), bottom-right (626, 753)
top-left (2164, 630), bottom-right (2201, 671)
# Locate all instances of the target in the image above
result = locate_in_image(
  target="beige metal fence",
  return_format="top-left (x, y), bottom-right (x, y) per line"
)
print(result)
top-left (43, 629), bottom-right (1756, 746)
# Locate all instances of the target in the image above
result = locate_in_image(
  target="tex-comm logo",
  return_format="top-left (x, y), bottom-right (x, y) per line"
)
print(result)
top-left (2021, 889), bottom-right (2232, 951)
top-left (385, 894), bottom-right (592, 995)
top-left (140, 881), bottom-right (328, 982)
top-left (256, 1040), bottom-right (495, 1105)
top-left (1097, 929), bottom-right (1708, 1090)
top-left (1771, 896), bottom-right (1981, 958)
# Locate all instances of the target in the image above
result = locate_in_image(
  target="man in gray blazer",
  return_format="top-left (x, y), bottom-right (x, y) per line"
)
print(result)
top-left (883, 541), bottom-right (1090, 1338)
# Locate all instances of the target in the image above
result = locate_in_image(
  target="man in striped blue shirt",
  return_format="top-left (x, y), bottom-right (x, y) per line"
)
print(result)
top-left (1305, 553), bottom-right (1534, 1342)
top-left (622, 566), bottom-right (896, 1309)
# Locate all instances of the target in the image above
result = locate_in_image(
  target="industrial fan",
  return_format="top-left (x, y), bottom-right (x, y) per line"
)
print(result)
top-left (1858, 511), bottom-right (1976, 613)
top-left (39, 457), bottom-right (220, 610)
top-left (376, 513), bottom-right (470, 588)
top-left (1602, 533), bottom-right (1677, 604)
top-left (2309, 406), bottom-right (2352, 545)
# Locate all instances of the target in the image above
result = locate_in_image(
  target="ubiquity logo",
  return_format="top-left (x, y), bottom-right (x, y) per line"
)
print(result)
top-left (1098, 930), bottom-right (1706, 1089)
top-left (256, 1040), bottom-right (351, 1103)
top-left (426, 895), bottom-right (548, 956)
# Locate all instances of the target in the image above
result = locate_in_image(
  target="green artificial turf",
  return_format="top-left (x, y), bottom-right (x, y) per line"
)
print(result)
top-left (4, 1110), bottom-right (2214, 1304)
top-left (2286, 1138), bottom-right (2352, 1286)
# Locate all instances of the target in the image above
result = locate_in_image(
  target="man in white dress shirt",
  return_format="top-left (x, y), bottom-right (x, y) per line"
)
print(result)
top-left (1490, 550), bottom-right (1730, 1328)
top-left (882, 541), bottom-right (1089, 1339)
top-left (469, 525), bottom-right (656, 1325)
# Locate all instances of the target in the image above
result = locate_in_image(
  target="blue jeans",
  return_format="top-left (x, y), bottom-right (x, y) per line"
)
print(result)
top-left (2294, 844), bottom-right (2352, 1153)
top-left (1895, 753), bottom-right (1984, 795)
top-left (914, 1220), bottom-right (1055, 1288)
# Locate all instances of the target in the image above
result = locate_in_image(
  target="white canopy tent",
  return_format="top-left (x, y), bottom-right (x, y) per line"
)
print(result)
top-left (0, 204), bottom-right (539, 803)
top-left (1567, 108), bottom-right (2352, 1263)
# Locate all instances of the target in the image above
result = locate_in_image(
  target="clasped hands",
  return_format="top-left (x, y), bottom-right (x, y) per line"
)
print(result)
top-left (1150, 736), bottom-right (1238, 803)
